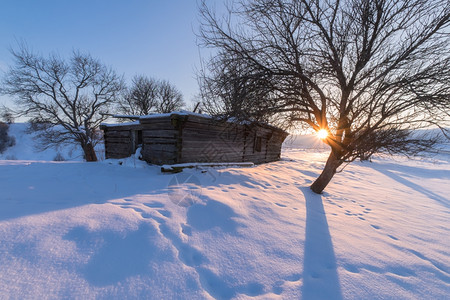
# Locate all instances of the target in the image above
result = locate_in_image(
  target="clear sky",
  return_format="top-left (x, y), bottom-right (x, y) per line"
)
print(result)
top-left (0, 0), bottom-right (214, 110)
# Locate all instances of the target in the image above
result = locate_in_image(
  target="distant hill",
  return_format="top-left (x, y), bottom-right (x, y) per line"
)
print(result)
top-left (283, 134), bottom-right (330, 150)
top-left (0, 123), bottom-right (85, 161)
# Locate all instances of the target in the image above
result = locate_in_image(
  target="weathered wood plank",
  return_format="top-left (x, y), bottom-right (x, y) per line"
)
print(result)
top-left (143, 137), bottom-right (178, 144)
top-left (104, 137), bottom-right (131, 143)
top-left (104, 130), bottom-right (131, 137)
top-left (142, 130), bottom-right (178, 138)
top-left (144, 144), bottom-right (177, 152)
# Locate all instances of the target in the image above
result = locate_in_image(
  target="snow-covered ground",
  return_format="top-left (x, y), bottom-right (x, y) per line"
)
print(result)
top-left (0, 124), bottom-right (449, 299)
top-left (0, 123), bottom-right (101, 161)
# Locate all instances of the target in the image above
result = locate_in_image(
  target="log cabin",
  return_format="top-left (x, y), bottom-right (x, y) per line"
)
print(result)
top-left (100, 112), bottom-right (288, 165)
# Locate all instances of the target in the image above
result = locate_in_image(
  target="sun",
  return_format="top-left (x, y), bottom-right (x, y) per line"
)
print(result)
top-left (317, 129), bottom-right (329, 139)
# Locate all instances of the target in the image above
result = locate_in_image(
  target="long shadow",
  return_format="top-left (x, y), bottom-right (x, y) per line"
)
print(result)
top-left (0, 159), bottom-right (287, 222)
top-left (371, 162), bottom-right (450, 180)
top-left (367, 164), bottom-right (450, 209)
top-left (0, 161), bottom-right (171, 221)
top-left (300, 187), bottom-right (342, 300)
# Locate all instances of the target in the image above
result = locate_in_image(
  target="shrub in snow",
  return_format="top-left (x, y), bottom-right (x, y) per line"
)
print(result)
top-left (53, 152), bottom-right (66, 161)
top-left (26, 119), bottom-right (52, 133)
top-left (0, 122), bottom-right (16, 154)
top-left (1, 110), bottom-right (14, 124)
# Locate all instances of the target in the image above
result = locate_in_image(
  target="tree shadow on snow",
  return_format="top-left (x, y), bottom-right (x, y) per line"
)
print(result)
top-left (0, 162), bottom-right (171, 221)
top-left (367, 163), bottom-right (450, 209)
top-left (300, 187), bottom-right (343, 300)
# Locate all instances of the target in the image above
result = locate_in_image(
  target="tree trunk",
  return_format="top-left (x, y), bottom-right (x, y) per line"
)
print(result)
top-left (310, 151), bottom-right (342, 194)
top-left (82, 143), bottom-right (98, 162)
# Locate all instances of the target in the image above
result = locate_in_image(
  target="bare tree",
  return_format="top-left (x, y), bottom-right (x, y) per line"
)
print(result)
top-left (199, 57), bottom-right (278, 123)
top-left (1, 46), bottom-right (124, 161)
top-left (117, 76), bottom-right (185, 116)
top-left (199, 0), bottom-right (450, 193)
top-left (118, 75), bottom-right (159, 116)
top-left (157, 80), bottom-right (185, 113)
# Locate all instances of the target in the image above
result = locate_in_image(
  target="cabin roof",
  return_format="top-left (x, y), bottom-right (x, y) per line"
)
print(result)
top-left (101, 111), bottom-right (288, 135)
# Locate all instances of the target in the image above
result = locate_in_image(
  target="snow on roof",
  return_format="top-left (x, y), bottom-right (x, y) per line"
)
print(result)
top-left (139, 111), bottom-right (213, 120)
top-left (100, 120), bottom-right (140, 127)
top-left (102, 111), bottom-right (287, 133)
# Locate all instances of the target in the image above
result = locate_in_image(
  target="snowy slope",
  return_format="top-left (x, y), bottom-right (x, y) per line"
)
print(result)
top-left (0, 123), bottom-right (95, 161)
top-left (0, 143), bottom-right (449, 299)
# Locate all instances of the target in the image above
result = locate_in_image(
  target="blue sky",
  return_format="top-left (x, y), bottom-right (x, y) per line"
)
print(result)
top-left (0, 0), bottom-right (215, 110)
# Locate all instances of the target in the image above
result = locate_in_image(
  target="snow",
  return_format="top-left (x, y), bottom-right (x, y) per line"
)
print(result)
top-left (100, 120), bottom-right (141, 127)
top-left (139, 110), bottom-right (212, 120)
top-left (0, 123), bottom-right (100, 161)
top-left (0, 125), bottom-right (449, 299)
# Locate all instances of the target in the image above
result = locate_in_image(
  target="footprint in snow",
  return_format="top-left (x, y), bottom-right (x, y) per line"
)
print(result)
top-left (285, 273), bottom-right (302, 282)
top-left (141, 213), bottom-right (152, 219)
top-left (157, 209), bottom-right (172, 218)
top-left (181, 224), bottom-right (192, 236)
top-left (143, 202), bottom-right (164, 208)
top-left (119, 205), bottom-right (136, 210)
top-left (275, 203), bottom-right (287, 208)
top-left (343, 264), bottom-right (360, 274)
top-left (387, 234), bottom-right (399, 241)
top-left (272, 282), bottom-right (283, 295)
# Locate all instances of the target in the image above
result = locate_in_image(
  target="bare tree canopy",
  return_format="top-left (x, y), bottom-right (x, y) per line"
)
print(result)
top-left (118, 75), bottom-right (185, 117)
top-left (117, 75), bottom-right (159, 116)
top-left (199, 0), bottom-right (450, 193)
top-left (1, 46), bottom-right (124, 161)
top-left (157, 79), bottom-right (185, 113)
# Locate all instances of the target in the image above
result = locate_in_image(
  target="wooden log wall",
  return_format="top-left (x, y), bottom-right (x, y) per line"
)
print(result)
top-left (101, 124), bottom-right (142, 159)
top-left (178, 115), bottom-right (288, 164)
top-left (102, 113), bottom-right (288, 165)
top-left (139, 116), bottom-right (180, 165)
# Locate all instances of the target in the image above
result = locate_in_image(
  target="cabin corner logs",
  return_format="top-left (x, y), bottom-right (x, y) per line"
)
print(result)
top-left (100, 113), bottom-right (288, 165)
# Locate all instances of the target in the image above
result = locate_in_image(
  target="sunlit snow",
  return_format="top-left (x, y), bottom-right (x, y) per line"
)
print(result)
top-left (0, 124), bottom-right (449, 299)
